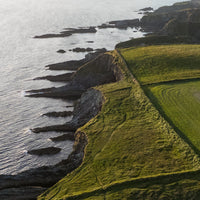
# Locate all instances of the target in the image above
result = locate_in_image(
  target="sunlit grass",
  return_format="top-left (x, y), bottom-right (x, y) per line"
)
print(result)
top-left (38, 50), bottom-right (200, 200)
top-left (146, 80), bottom-right (200, 151)
top-left (120, 45), bottom-right (200, 85)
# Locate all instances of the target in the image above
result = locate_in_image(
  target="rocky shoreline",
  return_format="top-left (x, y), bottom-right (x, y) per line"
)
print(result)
top-left (0, 51), bottom-right (123, 199)
top-left (3, 1), bottom-right (200, 199)
top-left (32, 0), bottom-right (200, 43)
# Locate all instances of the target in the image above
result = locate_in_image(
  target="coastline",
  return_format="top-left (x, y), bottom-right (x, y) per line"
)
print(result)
top-left (2, 0), bottom-right (200, 198)
top-left (0, 52), bottom-right (123, 199)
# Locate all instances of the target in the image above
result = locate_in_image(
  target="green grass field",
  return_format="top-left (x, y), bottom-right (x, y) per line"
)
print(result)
top-left (120, 45), bottom-right (200, 85)
top-left (146, 80), bottom-right (200, 152)
top-left (38, 49), bottom-right (200, 200)
top-left (120, 44), bottom-right (200, 153)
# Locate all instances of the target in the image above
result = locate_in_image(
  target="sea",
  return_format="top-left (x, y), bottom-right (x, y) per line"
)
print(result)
top-left (0, 0), bottom-right (183, 175)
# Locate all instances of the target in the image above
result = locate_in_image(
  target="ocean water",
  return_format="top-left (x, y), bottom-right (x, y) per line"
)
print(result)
top-left (0, 0), bottom-right (183, 175)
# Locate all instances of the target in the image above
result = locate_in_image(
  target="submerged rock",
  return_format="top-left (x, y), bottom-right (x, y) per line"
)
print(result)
top-left (140, 1), bottom-right (200, 35)
top-left (45, 59), bottom-right (86, 71)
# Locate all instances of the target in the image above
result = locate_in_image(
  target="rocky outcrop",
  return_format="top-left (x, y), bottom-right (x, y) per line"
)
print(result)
top-left (116, 35), bottom-right (197, 49)
top-left (71, 53), bottom-right (123, 89)
top-left (140, 1), bottom-right (200, 38)
top-left (69, 47), bottom-right (94, 52)
top-left (160, 9), bottom-right (200, 39)
top-left (27, 53), bottom-right (122, 99)
top-left (31, 124), bottom-right (77, 133)
top-left (13, 52), bottom-right (123, 199)
top-left (0, 131), bottom-right (87, 200)
top-left (31, 88), bottom-right (105, 133)
top-left (50, 133), bottom-right (75, 142)
top-left (28, 147), bottom-right (61, 156)
top-left (45, 50), bottom-right (107, 71)
top-left (43, 111), bottom-right (73, 117)
top-left (98, 19), bottom-right (140, 29)
top-left (34, 27), bottom-right (97, 39)
top-left (70, 88), bottom-right (104, 128)
top-left (33, 72), bottom-right (74, 82)
top-left (57, 49), bottom-right (66, 53)
top-left (26, 86), bottom-right (84, 99)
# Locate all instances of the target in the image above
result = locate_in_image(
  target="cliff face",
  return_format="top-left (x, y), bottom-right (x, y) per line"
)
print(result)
top-left (140, 1), bottom-right (200, 39)
top-left (72, 88), bottom-right (104, 128)
top-left (27, 53), bottom-right (123, 100)
top-left (161, 9), bottom-right (200, 38)
top-left (0, 52), bottom-right (124, 200)
top-left (71, 53), bottom-right (123, 89)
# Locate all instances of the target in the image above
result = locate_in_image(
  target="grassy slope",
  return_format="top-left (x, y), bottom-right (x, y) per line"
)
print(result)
top-left (146, 80), bottom-right (200, 152)
top-left (120, 45), bottom-right (200, 85)
top-left (39, 50), bottom-right (200, 200)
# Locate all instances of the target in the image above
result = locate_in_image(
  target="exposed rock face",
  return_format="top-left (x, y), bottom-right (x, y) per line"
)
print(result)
top-left (31, 124), bottom-right (77, 133)
top-left (13, 52), bottom-right (123, 199)
top-left (71, 53), bottom-right (123, 89)
top-left (154, 1), bottom-right (197, 14)
top-left (26, 85), bottom-right (84, 99)
top-left (140, 1), bottom-right (200, 39)
top-left (0, 187), bottom-right (47, 200)
top-left (71, 88), bottom-right (104, 127)
top-left (33, 72), bottom-right (74, 82)
top-left (31, 88), bottom-right (105, 133)
top-left (27, 53), bottom-right (123, 99)
top-left (161, 9), bottom-right (200, 39)
top-left (45, 60), bottom-right (86, 71)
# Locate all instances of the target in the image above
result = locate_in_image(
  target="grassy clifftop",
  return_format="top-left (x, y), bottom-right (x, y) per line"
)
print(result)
top-left (120, 44), bottom-right (200, 85)
top-left (120, 44), bottom-right (200, 154)
top-left (39, 47), bottom-right (200, 199)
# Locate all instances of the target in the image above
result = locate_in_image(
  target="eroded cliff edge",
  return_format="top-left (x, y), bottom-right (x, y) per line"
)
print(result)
top-left (0, 53), bottom-right (123, 200)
